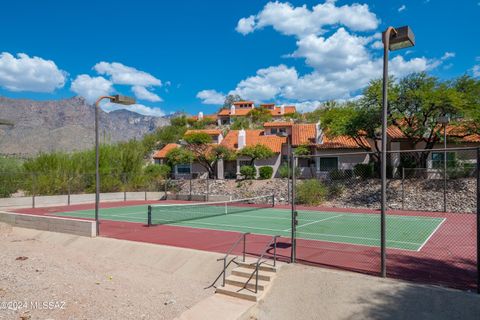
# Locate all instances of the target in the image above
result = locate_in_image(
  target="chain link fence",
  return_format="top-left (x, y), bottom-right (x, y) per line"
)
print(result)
top-left (292, 147), bottom-right (478, 292)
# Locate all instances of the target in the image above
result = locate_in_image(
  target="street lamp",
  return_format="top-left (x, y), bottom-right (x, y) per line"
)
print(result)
top-left (438, 115), bottom-right (450, 213)
top-left (380, 26), bottom-right (415, 277)
top-left (94, 95), bottom-right (136, 235)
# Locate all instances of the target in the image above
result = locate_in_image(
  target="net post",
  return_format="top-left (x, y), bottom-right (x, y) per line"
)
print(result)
top-left (147, 205), bottom-right (152, 226)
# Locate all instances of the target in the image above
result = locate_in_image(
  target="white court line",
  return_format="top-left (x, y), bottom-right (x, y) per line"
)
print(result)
top-left (296, 230), bottom-right (422, 246)
top-left (416, 218), bottom-right (447, 252)
top-left (283, 214), bottom-right (344, 232)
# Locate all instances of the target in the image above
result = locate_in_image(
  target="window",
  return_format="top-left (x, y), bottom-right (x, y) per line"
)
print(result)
top-left (279, 128), bottom-right (287, 134)
top-left (431, 152), bottom-right (457, 169)
top-left (271, 128), bottom-right (278, 134)
top-left (176, 164), bottom-right (191, 174)
top-left (239, 160), bottom-right (250, 167)
top-left (320, 157), bottom-right (338, 172)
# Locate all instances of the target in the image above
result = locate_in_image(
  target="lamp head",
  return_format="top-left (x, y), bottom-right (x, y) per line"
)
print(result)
top-left (383, 26), bottom-right (415, 51)
top-left (109, 95), bottom-right (136, 105)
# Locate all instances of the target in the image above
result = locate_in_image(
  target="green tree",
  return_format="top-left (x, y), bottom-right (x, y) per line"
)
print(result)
top-left (222, 94), bottom-right (243, 109)
top-left (165, 147), bottom-right (194, 167)
top-left (183, 132), bottom-right (235, 178)
top-left (230, 117), bottom-right (251, 130)
top-left (248, 107), bottom-right (272, 124)
top-left (238, 144), bottom-right (274, 166)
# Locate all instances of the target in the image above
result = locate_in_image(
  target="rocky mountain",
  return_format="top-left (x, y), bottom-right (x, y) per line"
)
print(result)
top-left (0, 96), bottom-right (169, 157)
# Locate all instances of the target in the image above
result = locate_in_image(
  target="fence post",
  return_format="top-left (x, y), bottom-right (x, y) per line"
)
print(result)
top-left (206, 177), bottom-right (209, 202)
top-left (67, 174), bottom-right (71, 206)
top-left (401, 167), bottom-right (405, 211)
top-left (123, 173), bottom-right (127, 202)
top-left (164, 179), bottom-right (168, 200)
top-left (476, 147), bottom-right (480, 294)
top-left (31, 173), bottom-right (36, 209)
top-left (189, 177), bottom-right (192, 201)
top-left (291, 155), bottom-right (297, 263)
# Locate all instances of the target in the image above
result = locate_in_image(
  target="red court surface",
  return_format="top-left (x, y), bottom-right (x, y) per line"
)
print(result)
top-left (10, 200), bottom-right (478, 292)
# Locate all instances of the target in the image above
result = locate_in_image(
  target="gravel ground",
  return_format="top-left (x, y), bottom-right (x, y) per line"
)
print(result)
top-left (245, 264), bottom-right (480, 320)
top-left (0, 223), bottom-right (218, 320)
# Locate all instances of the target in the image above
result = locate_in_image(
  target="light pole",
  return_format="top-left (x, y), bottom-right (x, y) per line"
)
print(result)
top-left (276, 131), bottom-right (291, 203)
top-left (381, 26), bottom-right (415, 277)
top-left (94, 95), bottom-right (136, 236)
top-left (438, 115), bottom-right (450, 212)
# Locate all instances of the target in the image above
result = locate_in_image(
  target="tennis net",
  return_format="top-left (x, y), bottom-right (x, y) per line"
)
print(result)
top-left (147, 194), bottom-right (275, 226)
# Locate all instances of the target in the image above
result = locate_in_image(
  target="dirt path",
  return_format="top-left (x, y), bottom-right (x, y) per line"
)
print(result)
top-left (245, 264), bottom-right (480, 320)
top-left (0, 223), bottom-right (219, 320)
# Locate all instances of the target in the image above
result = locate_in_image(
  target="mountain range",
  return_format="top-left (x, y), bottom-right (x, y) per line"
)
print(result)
top-left (0, 96), bottom-right (170, 157)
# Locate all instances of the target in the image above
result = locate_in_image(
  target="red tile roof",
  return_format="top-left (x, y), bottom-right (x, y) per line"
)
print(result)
top-left (271, 106), bottom-right (296, 116)
top-left (185, 129), bottom-right (222, 136)
top-left (292, 123), bottom-right (365, 149)
top-left (189, 114), bottom-right (217, 121)
top-left (292, 124), bottom-right (317, 146)
top-left (221, 130), bottom-right (287, 153)
top-left (153, 143), bottom-right (179, 159)
top-left (263, 121), bottom-right (294, 128)
top-left (233, 101), bottom-right (254, 105)
top-left (217, 105), bottom-right (297, 117)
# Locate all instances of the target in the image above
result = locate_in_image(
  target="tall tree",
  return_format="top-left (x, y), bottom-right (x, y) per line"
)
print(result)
top-left (238, 144), bottom-right (274, 166)
top-left (183, 132), bottom-right (235, 178)
top-left (222, 94), bottom-right (243, 109)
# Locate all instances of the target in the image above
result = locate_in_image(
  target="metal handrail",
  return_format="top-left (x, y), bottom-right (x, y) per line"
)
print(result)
top-left (243, 235), bottom-right (280, 293)
top-left (205, 232), bottom-right (250, 289)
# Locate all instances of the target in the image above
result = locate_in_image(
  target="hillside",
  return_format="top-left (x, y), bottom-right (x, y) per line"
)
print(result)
top-left (0, 96), bottom-right (169, 156)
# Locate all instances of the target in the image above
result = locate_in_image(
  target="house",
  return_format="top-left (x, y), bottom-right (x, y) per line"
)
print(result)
top-left (291, 123), bottom-right (370, 178)
top-left (153, 129), bottom-right (224, 179)
top-left (216, 101), bottom-right (297, 126)
top-left (218, 129), bottom-right (287, 179)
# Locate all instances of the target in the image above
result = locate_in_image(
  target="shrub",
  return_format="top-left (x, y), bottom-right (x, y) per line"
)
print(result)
top-left (296, 179), bottom-right (328, 206)
top-left (258, 166), bottom-right (273, 179)
top-left (353, 163), bottom-right (374, 178)
top-left (329, 169), bottom-right (352, 180)
top-left (240, 165), bottom-right (256, 180)
top-left (144, 164), bottom-right (171, 180)
top-left (328, 183), bottom-right (345, 199)
top-left (278, 164), bottom-right (301, 178)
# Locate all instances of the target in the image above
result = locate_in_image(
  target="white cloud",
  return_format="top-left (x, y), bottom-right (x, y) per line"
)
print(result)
top-left (94, 62), bottom-right (161, 87)
top-left (0, 52), bottom-right (66, 92)
top-left (236, 15), bottom-right (256, 35)
top-left (201, 1), bottom-right (444, 107)
top-left (132, 85), bottom-right (162, 102)
top-left (70, 74), bottom-right (114, 103)
top-left (473, 65), bottom-right (480, 78)
top-left (102, 102), bottom-right (165, 117)
top-left (236, 1), bottom-right (379, 37)
top-left (292, 28), bottom-right (371, 72)
top-left (196, 90), bottom-right (226, 104)
top-left (398, 5), bottom-right (406, 12)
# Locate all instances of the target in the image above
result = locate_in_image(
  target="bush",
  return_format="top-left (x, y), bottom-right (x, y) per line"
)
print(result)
top-left (278, 164), bottom-right (301, 178)
top-left (329, 169), bottom-right (352, 180)
top-left (353, 163), bottom-right (374, 178)
top-left (296, 179), bottom-right (328, 206)
top-left (240, 165), bottom-right (256, 180)
top-left (258, 166), bottom-right (273, 179)
top-left (328, 183), bottom-right (345, 199)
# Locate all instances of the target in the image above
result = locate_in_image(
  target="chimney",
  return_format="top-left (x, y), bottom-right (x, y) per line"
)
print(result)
top-left (316, 121), bottom-right (324, 144)
top-left (198, 111), bottom-right (203, 120)
top-left (280, 105), bottom-right (285, 115)
top-left (230, 104), bottom-right (236, 115)
top-left (238, 129), bottom-right (246, 150)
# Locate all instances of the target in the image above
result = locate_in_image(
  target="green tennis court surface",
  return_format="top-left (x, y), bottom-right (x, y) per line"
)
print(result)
top-left (54, 204), bottom-right (445, 251)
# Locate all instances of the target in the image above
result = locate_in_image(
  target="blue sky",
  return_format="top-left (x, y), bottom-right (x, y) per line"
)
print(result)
top-left (0, 0), bottom-right (479, 116)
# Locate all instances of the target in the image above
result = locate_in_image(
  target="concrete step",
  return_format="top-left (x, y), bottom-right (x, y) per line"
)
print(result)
top-left (225, 275), bottom-right (268, 291)
top-left (231, 267), bottom-right (275, 281)
top-left (216, 284), bottom-right (259, 302)
top-left (237, 260), bottom-right (278, 273)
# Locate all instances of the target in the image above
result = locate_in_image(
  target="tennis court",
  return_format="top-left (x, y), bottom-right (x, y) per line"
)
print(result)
top-left (51, 197), bottom-right (445, 252)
